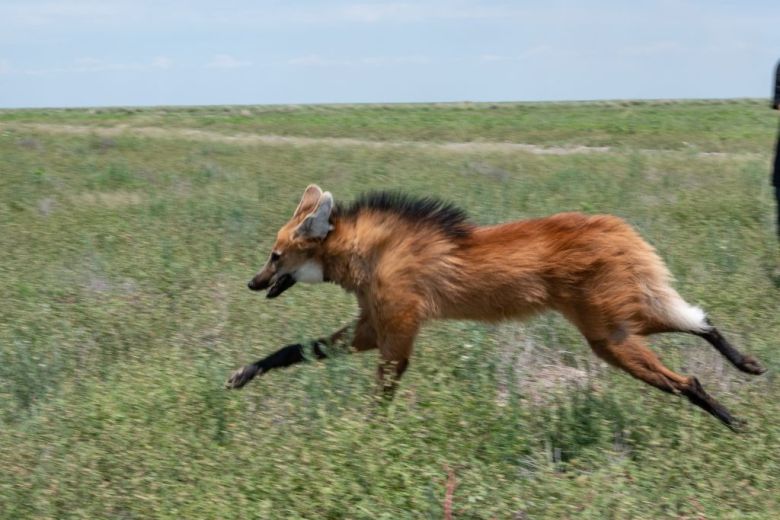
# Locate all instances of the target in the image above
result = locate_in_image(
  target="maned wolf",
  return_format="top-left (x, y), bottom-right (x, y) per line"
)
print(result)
top-left (226, 185), bottom-right (765, 430)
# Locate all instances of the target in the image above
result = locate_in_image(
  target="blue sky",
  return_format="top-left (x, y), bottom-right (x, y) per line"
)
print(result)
top-left (1, 0), bottom-right (778, 108)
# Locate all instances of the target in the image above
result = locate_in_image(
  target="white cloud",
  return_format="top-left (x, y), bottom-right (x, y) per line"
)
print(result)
top-left (0, 1), bottom-right (140, 26)
top-left (9, 56), bottom-right (174, 75)
top-left (3, 1), bottom-right (777, 32)
top-left (479, 54), bottom-right (514, 63)
top-left (289, 54), bottom-right (431, 67)
top-left (479, 46), bottom-right (586, 63)
top-left (289, 55), bottom-right (350, 67)
top-left (0, 1), bottom-right (534, 28)
top-left (69, 57), bottom-right (175, 72)
top-left (206, 54), bottom-right (251, 69)
top-left (620, 41), bottom-right (684, 57)
top-left (331, 2), bottom-right (542, 24)
top-left (151, 56), bottom-right (173, 69)
top-left (339, 3), bottom-right (423, 23)
top-left (357, 55), bottom-right (431, 66)
top-left (72, 57), bottom-right (116, 72)
top-left (520, 45), bottom-right (585, 60)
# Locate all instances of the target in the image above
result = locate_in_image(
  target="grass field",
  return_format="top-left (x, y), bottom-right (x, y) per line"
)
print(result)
top-left (1, 99), bottom-right (778, 519)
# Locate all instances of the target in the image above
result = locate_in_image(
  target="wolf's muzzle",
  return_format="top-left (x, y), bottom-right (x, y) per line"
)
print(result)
top-left (247, 277), bottom-right (270, 291)
top-left (248, 273), bottom-right (296, 298)
top-left (265, 274), bottom-right (296, 298)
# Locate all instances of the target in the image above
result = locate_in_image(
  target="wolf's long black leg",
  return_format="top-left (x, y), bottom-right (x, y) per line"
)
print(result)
top-left (692, 321), bottom-right (766, 375)
top-left (681, 377), bottom-right (744, 432)
top-left (225, 340), bottom-right (329, 389)
top-left (226, 314), bottom-right (377, 390)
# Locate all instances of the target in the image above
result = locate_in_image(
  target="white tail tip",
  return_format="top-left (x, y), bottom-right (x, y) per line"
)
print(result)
top-left (668, 299), bottom-right (710, 332)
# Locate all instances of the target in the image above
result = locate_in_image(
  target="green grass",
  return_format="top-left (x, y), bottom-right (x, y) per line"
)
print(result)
top-left (0, 100), bottom-right (778, 519)
top-left (1, 98), bottom-right (776, 153)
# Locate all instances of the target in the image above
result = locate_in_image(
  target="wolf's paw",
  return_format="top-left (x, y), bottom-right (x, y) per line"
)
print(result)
top-left (739, 355), bottom-right (767, 375)
top-left (225, 364), bottom-right (262, 389)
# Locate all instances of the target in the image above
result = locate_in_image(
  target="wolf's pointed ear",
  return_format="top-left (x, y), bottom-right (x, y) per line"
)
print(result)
top-left (293, 184), bottom-right (324, 218)
top-left (293, 191), bottom-right (333, 239)
top-left (294, 191), bottom-right (334, 240)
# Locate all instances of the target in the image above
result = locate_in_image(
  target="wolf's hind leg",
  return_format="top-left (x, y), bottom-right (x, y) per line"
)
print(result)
top-left (691, 321), bottom-right (766, 375)
top-left (636, 293), bottom-right (766, 376)
top-left (587, 335), bottom-right (743, 431)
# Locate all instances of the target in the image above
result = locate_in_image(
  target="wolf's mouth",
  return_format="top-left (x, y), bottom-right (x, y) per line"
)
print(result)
top-left (266, 273), bottom-right (297, 298)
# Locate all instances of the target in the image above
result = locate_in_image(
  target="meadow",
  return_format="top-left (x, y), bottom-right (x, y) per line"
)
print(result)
top-left (0, 99), bottom-right (778, 518)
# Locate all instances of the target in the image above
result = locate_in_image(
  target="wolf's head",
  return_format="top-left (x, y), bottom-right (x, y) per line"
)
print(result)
top-left (248, 184), bottom-right (334, 298)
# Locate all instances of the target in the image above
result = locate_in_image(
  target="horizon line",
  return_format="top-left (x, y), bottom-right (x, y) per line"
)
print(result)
top-left (0, 96), bottom-right (767, 111)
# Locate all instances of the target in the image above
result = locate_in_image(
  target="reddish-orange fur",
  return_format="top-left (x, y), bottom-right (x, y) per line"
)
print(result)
top-left (228, 185), bottom-right (765, 429)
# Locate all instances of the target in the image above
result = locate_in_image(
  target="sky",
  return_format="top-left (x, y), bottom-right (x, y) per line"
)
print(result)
top-left (0, 0), bottom-right (778, 108)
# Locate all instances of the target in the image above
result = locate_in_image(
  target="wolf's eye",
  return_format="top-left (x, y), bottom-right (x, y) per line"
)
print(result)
top-left (270, 252), bottom-right (281, 262)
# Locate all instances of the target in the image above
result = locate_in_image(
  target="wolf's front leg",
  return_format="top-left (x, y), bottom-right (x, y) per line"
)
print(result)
top-left (374, 305), bottom-right (421, 399)
top-left (224, 341), bottom-right (325, 389)
top-left (225, 316), bottom-right (376, 389)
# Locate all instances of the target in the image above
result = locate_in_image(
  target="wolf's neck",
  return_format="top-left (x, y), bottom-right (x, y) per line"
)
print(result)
top-left (320, 216), bottom-right (367, 293)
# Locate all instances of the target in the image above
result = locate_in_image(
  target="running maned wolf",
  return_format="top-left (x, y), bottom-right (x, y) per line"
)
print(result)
top-left (226, 184), bottom-right (766, 430)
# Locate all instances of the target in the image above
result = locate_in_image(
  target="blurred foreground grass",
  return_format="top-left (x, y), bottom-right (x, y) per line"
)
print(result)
top-left (0, 100), bottom-right (778, 518)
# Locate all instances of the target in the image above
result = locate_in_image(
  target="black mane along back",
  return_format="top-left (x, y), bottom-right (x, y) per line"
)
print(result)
top-left (335, 191), bottom-right (473, 239)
